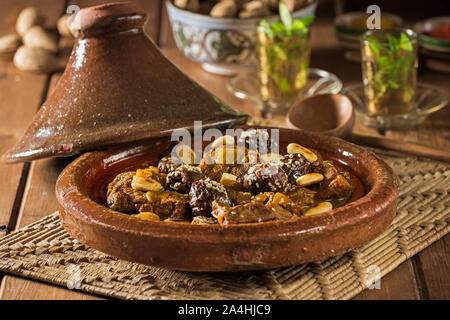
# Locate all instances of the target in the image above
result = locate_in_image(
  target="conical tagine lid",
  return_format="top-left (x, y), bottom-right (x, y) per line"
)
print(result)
top-left (2, 2), bottom-right (247, 163)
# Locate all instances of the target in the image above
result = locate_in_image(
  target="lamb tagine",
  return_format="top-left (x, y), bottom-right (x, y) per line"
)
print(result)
top-left (106, 129), bottom-right (356, 225)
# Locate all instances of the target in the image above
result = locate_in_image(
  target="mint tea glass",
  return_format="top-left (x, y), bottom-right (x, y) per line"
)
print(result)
top-left (361, 29), bottom-right (418, 116)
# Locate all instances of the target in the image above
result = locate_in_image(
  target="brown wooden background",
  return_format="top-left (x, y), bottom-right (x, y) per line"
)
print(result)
top-left (0, 0), bottom-right (448, 299)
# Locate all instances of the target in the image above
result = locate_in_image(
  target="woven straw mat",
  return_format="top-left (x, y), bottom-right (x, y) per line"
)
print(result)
top-left (0, 148), bottom-right (448, 300)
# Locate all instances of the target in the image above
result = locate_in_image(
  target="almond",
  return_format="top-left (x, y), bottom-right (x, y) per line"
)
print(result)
top-left (16, 7), bottom-right (45, 36)
top-left (23, 26), bottom-right (58, 53)
top-left (296, 173), bottom-right (324, 187)
top-left (210, 1), bottom-right (238, 17)
top-left (57, 14), bottom-right (75, 38)
top-left (13, 46), bottom-right (61, 73)
top-left (134, 212), bottom-right (160, 221)
top-left (304, 202), bottom-right (333, 216)
top-left (286, 143), bottom-right (318, 162)
top-left (0, 34), bottom-right (22, 54)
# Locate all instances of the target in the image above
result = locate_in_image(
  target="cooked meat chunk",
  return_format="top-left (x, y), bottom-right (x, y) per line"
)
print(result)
top-left (107, 171), bottom-right (134, 194)
top-left (189, 179), bottom-right (232, 216)
top-left (279, 153), bottom-right (312, 183)
top-left (106, 171), bottom-right (146, 213)
top-left (314, 161), bottom-right (353, 199)
top-left (237, 129), bottom-right (279, 154)
top-left (138, 191), bottom-right (190, 220)
top-left (214, 202), bottom-right (276, 225)
top-left (265, 192), bottom-right (303, 217)
top-left (266, 204), bottom-right (294, 220)
top-left (166, 164), bottom-right (204, 193)
top-left (107, 187), bottom-right (147, 213)
top-left (192, 216), bottom-right (219, 225)
top-left (200, 163), bottom-right (251, 187)
top-left (317, 174), bottom-right (353, 199)
top-left (243, 164), bottom-right (289, 193)
top-left (285, 187), bottom-right (316, 208)
top-left (157, 156), bottom-right (180, 174)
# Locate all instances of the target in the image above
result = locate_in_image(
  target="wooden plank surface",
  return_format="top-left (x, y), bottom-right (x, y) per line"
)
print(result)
top-left (0, 0), bottom-right (162, 300)
top-left (0, 0), bottom-right (448, 300)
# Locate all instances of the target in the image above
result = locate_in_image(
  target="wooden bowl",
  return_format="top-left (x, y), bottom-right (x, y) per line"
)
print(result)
top-left (56, 126), bottom-right (399, 272)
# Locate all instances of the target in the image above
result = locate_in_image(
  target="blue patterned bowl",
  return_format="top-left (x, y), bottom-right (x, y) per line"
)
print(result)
top-left (165, 0), bottom-right (317, 75)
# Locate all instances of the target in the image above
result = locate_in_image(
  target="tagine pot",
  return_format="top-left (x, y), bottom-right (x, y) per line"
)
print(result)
top-left (1, 1), bottom-right (246, 164)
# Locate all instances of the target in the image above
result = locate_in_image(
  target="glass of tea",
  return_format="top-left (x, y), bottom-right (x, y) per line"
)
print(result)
top-left (257, 3), bottom-right (314, 103)
top-left (361, 29), bottom-right (418, 116)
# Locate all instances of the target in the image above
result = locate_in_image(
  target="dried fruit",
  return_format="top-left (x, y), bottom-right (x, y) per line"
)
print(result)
top-left (23, 26), bottom-right (58, 53)
top-left (0, 34), bottom-right (21, 54)
top-left (16, 7), bottom-right (45, 36)
top-left (13, 46), bottom-right (61, 73)
top-left (220, 172), bottom-right (238, 187)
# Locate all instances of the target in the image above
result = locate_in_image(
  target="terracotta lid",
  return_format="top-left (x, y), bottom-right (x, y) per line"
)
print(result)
top-left (2, 2), bottom-right (247, 163)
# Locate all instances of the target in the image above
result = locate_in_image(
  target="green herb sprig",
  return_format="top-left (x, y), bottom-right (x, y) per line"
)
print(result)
top-left (257, 2), bottom-right (314, 39)
top-left (364, 32), bottom-right (415, 103)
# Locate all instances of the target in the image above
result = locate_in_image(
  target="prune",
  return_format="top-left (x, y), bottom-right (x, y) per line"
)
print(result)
top-left (189, 179), bottom-right (232, 216)
top-left (243, 163), bottom-right (289, 193)
top-left (237, 129), bottom-right (279, 154)
top-left (166, 164), bottom-right (204, 193)
top-left (157, 156), bottom-right (180, 174)
top-left (278, 153), bottom-right (312, 183)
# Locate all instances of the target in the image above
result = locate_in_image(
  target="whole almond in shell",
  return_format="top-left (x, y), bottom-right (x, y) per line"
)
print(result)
top-left (23, 26), bottom-right (58, 53)
top-left (16, 7), bottom-right (45, 36)
top-left (13, 46), bottom-right (61, 73)
top-left (0, 34), bottom-right (22, 54)
top-left (57, 14), bottom-right (75, 38)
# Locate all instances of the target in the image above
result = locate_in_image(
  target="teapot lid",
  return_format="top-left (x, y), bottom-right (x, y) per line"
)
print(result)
top-left (2, 2), bottom-right (247, 163)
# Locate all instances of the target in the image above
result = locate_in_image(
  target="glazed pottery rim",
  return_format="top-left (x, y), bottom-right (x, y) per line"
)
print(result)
top-left (165, 0), bottom-right (317, 25)
top-left (414, 17), bottom-right (450, 49)
top-left (56, 126), bottom-right (399, 244)
top-left (334, 11), bottom-right (403, 37)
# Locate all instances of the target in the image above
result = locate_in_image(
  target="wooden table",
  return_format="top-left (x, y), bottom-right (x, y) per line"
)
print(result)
top-left (0, 0), bottom-right (448, 300)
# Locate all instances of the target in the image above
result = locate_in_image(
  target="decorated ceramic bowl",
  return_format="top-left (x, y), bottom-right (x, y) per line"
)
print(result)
top-left (165, 0), bottom-right (317, 75)
top-left (414, 17), bottom-right (450, 72)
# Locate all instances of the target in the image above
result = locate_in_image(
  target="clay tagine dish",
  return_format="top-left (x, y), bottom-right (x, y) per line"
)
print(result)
top-left (56, 126), bottom-right (399, 271)
top-left (2, 2), bottom-right (399, 271)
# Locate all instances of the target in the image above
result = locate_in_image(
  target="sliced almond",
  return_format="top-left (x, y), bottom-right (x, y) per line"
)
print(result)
top-left (220, 172), bottom-right (238, 187)
top-left (135, 212), bottom-right (160, 221)
top-left (286, 143), bottom-right (318, 162)
top-left (260, 153), bottom-right (282, 163)
top-left (304, 202), bottom-right (333, 216)
top-left (296, 173), bottom-right (324, 187)
top-left (174, 144), bottom-right (195, 164)
top-left (131, 176), bottom-right (163, 192)
top-left (211, 135), bottom-right (235, 149)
